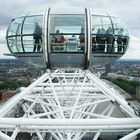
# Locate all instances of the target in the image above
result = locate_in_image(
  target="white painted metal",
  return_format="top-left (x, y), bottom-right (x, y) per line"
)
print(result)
top-left (0, 69), bottom-right (139, 140)
top-left (119, 128), bottom-right (140, 140)
top-left (0, 73), bottom-right (49, 117)
top-left (86, 8), bottom-right (91, 64)
top-left (10, 127), bottom-right (20, 140)
top-left (93, 130), bottom-right (101, 140)
top-left (43, 8), bottom-right (49, 67)
top-left (0, 118), bottom-right (140, 126)
top-left (86, 70), bottom-right (137, 117)
top-left (0, 131), bottom-right (10, 140)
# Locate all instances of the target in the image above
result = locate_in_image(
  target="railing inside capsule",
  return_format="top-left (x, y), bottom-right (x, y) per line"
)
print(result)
top-left (49, 33), bottom-right (85, 53)
top-left (92, 43), bottom-right (127, 53)
top-left (92, 34), bottom-right (129, 54)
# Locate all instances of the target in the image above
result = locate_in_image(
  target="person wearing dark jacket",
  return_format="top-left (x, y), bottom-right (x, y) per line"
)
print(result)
top-left (33, 22), bottom-right (42, 52)
top-left (117, 28), bottom-right (123, 53)
top-left (106, 27), bottom-right (114, 52)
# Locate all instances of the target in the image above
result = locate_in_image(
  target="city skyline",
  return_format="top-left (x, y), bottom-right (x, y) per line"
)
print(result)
top-left (0, 0), bottom-right (140, 59)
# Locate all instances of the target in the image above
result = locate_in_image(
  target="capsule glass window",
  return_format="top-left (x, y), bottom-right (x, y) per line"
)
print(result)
top-left (7, 18), bottom-right (24, 53)
top-left (91, 16), bottom-right (113, 53)
top-left (8, 17), bottom-right (24, 36)
top-left (111, 17), bottom-right (129, 53)
top-left (22, 15), bottom-right (43, 52)
top-left (111, 17), bottom-right (129, 36)
top-left (49, 14), bottom-right (85, 53)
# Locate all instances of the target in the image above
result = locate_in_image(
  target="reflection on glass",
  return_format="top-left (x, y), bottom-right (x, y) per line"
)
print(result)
top-left (92, 16), bottom-right (112, 34)
top-left (49, 14), bottom-right (85, 53)
top-left (7, 15), bottom-right (43, 53)
top-left (116, 35), bottom-right (128, 53)
top-left (106, 27), bottom-right (113, 52)
top-left (8, 37), bottom-right (18, 52)
top-left (112, 17), bottom-right (129, 53)
top-left (23, 16), bottom-right (43, 34)
top-left (16, 37), bottom-right (22, 52)
top-left (50, 34), bottom-right (83, 52)
top-left (8, 18), bottom-right (24, 36)
top-left (111, 17), bottom-right (129, 36)
top-left (6, 13), bottom-right (129, 54)
top-left (91, 16), bottom-right (113, 52)
top-left (91, 15), bottom-right (129, 53)
top-left (33, 22), bottom-right (42, 52)
top-left (23, 36), bottom-right (34, 52)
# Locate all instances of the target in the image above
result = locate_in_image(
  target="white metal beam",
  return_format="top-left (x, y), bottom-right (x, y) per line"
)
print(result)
top-left (119, 128), bottom-right (140, 140)
top-left (0, 69), bottom-right (139, 140)
top-left (93, 130), bottom-right (101, 140)
top-left (0, 118), bottom-right (139, 127)
top-left (0, 131), bottom-right (10, 140)
top-left (70, 76), bottom-right (86, 118)
top-left (10, 127), bottom-right (20, 140)
top-left (0, 73), bottom-right (49, 117)
top-left (48, 76), bottom-right (65, 118)
top-left (86, 71), bottom-right (137, 117)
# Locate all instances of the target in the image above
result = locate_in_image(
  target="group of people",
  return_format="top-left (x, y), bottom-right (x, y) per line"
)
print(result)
top-left (33, 25), bottom-right (128, 53)
top-left (52, 29), bottom-right (65, 43)
top-left (51, 28), bottom-right (85, 51)
top-left (33, 26), bottom-right (85, 52)
top-left (92, 27), bottom-right (128, 53)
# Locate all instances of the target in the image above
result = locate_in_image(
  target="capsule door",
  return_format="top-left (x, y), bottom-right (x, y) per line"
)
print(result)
top-left (44, 8), bottom-right (89, 69)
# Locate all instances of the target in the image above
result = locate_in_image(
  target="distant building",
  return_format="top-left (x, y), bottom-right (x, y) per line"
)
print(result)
top-left (136, 86), bottom-right (140, 98)
top-left (105, 64), bottom-right (111, 73)
top-left (0, 90), bottom-right (16, 101)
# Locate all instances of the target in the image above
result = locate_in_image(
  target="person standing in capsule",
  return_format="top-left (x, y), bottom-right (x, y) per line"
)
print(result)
top-left (33, 22), bottom-right (42, 52)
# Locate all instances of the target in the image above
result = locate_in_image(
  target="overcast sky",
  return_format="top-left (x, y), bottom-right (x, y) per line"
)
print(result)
top-left (0, 0), bottom-right (140, 59)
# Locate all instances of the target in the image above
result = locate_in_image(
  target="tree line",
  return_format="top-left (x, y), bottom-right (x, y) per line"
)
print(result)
top-left (101, 75), bottom-right (140, 95)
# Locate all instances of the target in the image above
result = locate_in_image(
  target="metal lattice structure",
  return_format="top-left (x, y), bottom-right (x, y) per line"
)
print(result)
top-left (0, 69), bottom-right (140, 140)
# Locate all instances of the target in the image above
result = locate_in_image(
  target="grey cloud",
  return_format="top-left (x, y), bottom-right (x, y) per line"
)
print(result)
top-left (0, 0), bottom-right (140, 59)
top-left (68, 0), bottom-right (140, 36)
top-left (0, 0), bottom-right (140, 37)
top-left (0, 0), bottom-right (51, 25)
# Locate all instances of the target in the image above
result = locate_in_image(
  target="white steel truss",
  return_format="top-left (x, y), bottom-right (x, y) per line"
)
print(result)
top-left (0, 69), bottom-right (139, 140)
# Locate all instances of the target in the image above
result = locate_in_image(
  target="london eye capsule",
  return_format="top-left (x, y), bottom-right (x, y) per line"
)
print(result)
top-left (6, 7), bottom-right (129, 69)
